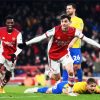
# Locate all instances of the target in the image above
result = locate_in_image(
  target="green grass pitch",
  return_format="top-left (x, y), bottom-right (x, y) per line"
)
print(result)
top-left (0, 86), bottom-right (100, 100)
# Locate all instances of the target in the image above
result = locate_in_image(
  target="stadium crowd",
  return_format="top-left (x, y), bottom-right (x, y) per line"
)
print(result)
top-left (0, 0), bottom-right (100, 77)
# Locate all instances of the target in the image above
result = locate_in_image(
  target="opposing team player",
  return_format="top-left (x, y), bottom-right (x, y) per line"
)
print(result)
top-left (0, 15), bottom-right (22, 93)
top-left (24, 78), bottom-right (100, 95)
top-left (62, 3), bottom-right (84, 82)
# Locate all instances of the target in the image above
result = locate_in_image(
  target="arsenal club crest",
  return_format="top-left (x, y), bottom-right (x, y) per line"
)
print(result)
top-left (12, 37), bottom-right (16, 41)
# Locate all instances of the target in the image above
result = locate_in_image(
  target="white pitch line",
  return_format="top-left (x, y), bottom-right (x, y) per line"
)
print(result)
top-left (0, 95), bottom-right (42, 99)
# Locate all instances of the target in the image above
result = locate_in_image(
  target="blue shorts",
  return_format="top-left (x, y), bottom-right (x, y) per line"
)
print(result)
top-left (70, 48), bottom-right (82, 64)
top-left (52, 81), bottom-right (68, 94)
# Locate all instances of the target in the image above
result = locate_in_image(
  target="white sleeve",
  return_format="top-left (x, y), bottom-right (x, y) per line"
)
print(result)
top-left (14, 32), bottom-right (23, 56)
top-left (75, 29), bottom-right (100, 48)
top-left (26, 34), bottom-right (47, 45)
top-left (26, 28), bottom-right (55, 45)
top-left (82, 36), bottom-right (100, 48)
top-left (75, 29), bottom-right (84, 39)
top-left (17, 32), bottom-right (23, 43)
top-left (45, 28), bottom-right (55, 38)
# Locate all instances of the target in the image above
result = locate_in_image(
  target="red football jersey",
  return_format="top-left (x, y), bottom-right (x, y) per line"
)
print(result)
top-left (0, 27), bottom-right (22, 60)
top-left (46, 25), bottom-right (76, 60)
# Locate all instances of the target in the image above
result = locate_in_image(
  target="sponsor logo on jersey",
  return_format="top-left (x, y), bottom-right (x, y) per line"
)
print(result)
top-left (3, 41), bottom-right (13, 47)
top-left (2, 37), bottom-right (5, 40)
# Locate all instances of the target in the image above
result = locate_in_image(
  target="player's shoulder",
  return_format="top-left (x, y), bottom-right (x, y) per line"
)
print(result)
top-left (68, 26), bottom-right (76, 32)
top-left (55, 25), bottom-right (61, 29)
top-left (54, 25), bottom-right (61, 32)
top-left (0, 27), bottom-right (6, 30)
top-left (75, 81), bottom-right (87, 85)
top-left (13, 28), bottom-right (21, 34)
top-left (74, 16), bottom-right (83, 22)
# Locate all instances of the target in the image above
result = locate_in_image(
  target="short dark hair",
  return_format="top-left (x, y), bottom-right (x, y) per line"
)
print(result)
top-left (5, 15), bottom-right (14, 20)
top-left (87, 78), bottom-right (97, 84)
top-left (60, 14), bottom-right (71, 21)
top-left (67, 3), bottom-right (76, 9)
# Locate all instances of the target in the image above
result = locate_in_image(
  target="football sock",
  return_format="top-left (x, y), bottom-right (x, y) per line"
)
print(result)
top-left (38, 87), bottom-right (49, 93)
top-left (76, 68), bottom-right (83, 82)
top-left (62, 70), bottom-right (68, 81)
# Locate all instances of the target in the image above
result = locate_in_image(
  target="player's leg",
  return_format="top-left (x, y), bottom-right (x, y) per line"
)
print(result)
top-left (1, 59), bottom-right (15, 88)
top-left (62, 69), bottom-right (68, 81)
top-left (61, 54), bottom-right (74, 93)
top-left (70, 48), bottom-right (83, 82)
top-left (24, 87), bottom-right (49, 93)
top-left (1, 70), bottom-right (11, 88)
top-left (75, 64), bottom-right (82, 82)
top-left (47, 58), bottom-right (61, 81)
top-left (52, 81), bottom-right (68, 94)
top-left (0, 54), bottom-right (6, 93)
top-left (37, 87), bottom-right (49, 93)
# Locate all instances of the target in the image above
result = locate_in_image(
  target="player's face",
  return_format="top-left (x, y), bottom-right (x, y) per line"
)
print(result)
top-left (66, 5), bottom-right (75, 16)
top-left (61, 18), bottom-right (70, 31)
top-left (87, 83), bottom-right (97, 93)
top-left (6, 19), bottom-right (14, 33)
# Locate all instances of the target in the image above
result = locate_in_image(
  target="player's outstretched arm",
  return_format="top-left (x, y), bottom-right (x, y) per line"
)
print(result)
top-left (26, 34), bottom-right (47, 45)
top-left (75, 29), bottom-right (100, 48)
top-left (82, 36), bottom-right (100, 48)
top-left (18, 28), bottom-right (55, 49)
top-left (18, 34), bottom-right (47, 49)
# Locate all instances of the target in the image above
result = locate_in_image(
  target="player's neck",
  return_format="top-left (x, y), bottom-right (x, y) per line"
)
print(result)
top-left (7, 29), bottom-right (13, 34)
top-left (62, 28), bottom-right (68, 32)
top-left (70, 14), bottom-right (75, 18)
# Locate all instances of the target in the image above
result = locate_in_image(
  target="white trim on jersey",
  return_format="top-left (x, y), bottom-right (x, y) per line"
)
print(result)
top-left (0, 41), bottom-right (3, 54)
top-left (17, 32), bottom-right (23, 43)
top-left (47, 36), bottom-right (54, 68)
top-left (14, 32), bottom-right (23, 56)
top-left (45, 28), bottom-right (55, 38)
top-left (46, 28), bottom-right (55, 66)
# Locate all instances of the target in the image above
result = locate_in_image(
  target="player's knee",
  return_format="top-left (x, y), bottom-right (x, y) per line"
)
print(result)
top-left (51, 74), bottom-right (61, 81)
top-left (74, 64), bottom-right (81, 70)
top-left (68, 72), bottom-right (74, 76)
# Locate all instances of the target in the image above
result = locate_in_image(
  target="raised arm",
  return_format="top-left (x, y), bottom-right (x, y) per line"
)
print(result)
top-left (26, 28), bottom-right (55, 45)
top-left (18, 28), bottom-right (55, 49)
top-left (26, 34), bottom-right (47, 45)
top-left (75, 29), bottom-right (100, 48)
top-left (82, 36), bottom-right (100, 48)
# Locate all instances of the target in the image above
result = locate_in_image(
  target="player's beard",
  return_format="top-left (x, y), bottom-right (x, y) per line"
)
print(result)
top-left (67, 11), bottom-right (73, 16)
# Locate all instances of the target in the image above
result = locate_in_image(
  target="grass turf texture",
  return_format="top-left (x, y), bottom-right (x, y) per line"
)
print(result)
top-left (0, 86), bottom-right (100, 100)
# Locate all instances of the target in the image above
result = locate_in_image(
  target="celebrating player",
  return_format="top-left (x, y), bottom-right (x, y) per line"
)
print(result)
top-left (18, 14), bottom-right (100, 94)
top-left (0, 15), bottom-right (22, 93)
